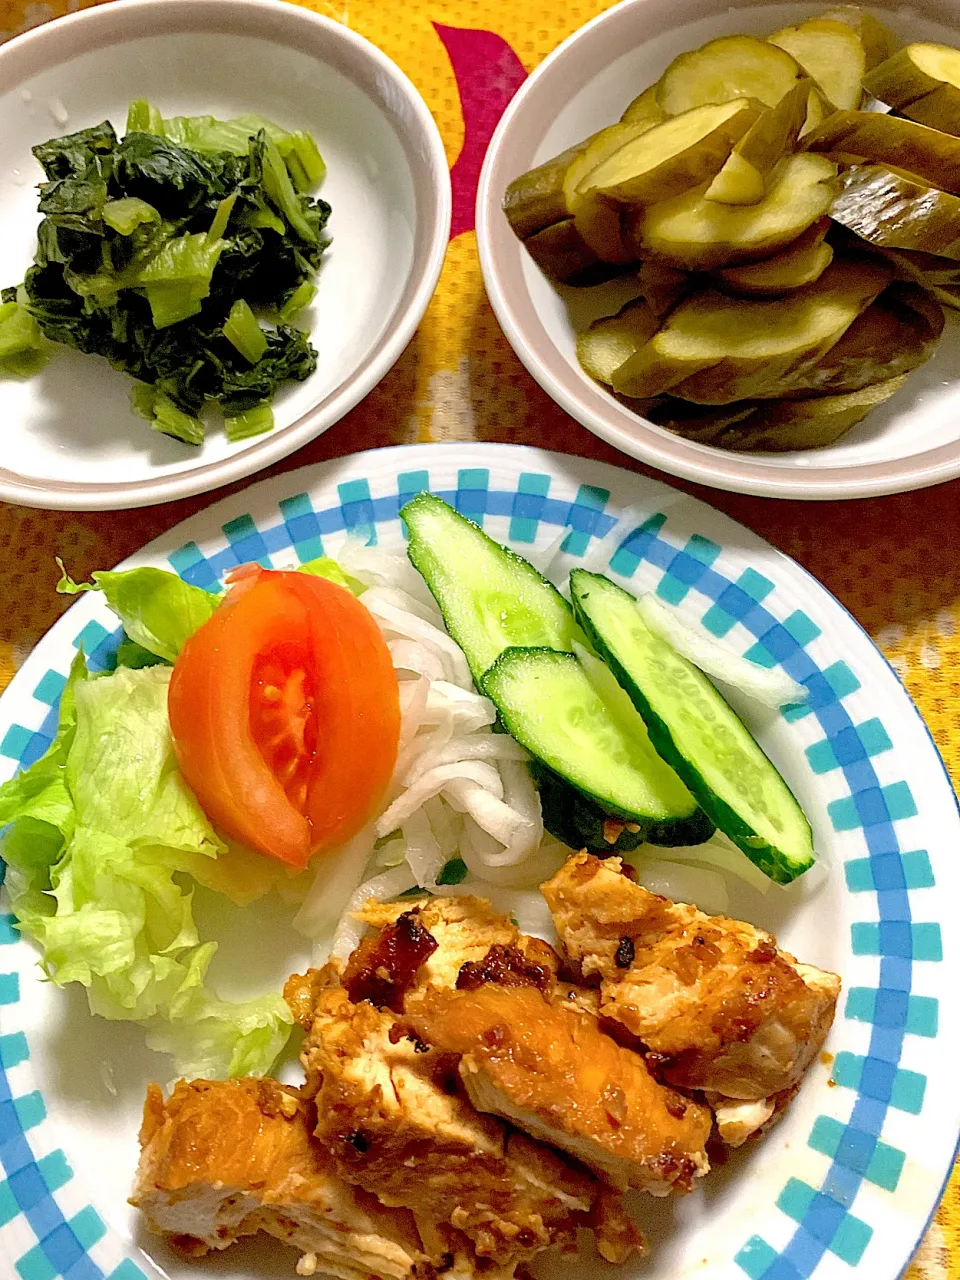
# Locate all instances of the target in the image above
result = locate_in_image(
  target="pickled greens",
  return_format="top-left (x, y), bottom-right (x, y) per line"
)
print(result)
top-left (4, 102), bottom-right (330, 444)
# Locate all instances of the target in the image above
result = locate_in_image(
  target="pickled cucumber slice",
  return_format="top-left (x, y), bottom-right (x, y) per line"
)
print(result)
top-left (718, 377), bottom-right (909, 451)
top-left (636, 152), bottom-right (837, 271)
top-left (577, 298), bottom-right (660, 384)
top-left (714, 219), bottom-right (833, 294)
top-left (804, 109), bottom-right (960, 195)
top-left (523, 218), bottom-right (609, 284)
top-left (636, 259), bottom-right (692, 316)
top-left (579, 99), bottom-right (759, 205)
top-left (620, 84), bottom-right (666, 127)
top-left (657, 34), bottom-right (802, 114)
top-left (865, 43), bottom-right (960, 136)
top-left (829, 163), bottom-right (960, 259)
top-left (648, 398), bottom-right (760, 442)
top-left (880, 245), bottom-right (960, 308)
top-left (705, 79), bottom-right (812, 204)
top-left (818, 7), bottom-right (896, 69)
top-left (566, 123), bottom-right (653, 261)
top-left (768, 17), bottom-right (866, 109)
top-left (611, 257), bottom-right (892, 402)
top-left (772, 282), bottom-right (944, 396)
top-left (503, 140), bottom-right (590, 239)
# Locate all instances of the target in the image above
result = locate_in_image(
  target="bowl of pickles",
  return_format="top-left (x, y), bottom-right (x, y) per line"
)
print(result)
top-left (476, 0), bottom-right (960, 499)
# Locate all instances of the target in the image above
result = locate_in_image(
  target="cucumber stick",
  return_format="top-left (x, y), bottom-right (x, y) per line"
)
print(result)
top-left (401, 495), bottom-right (712, 849)
top-left (483, 648), bottom-right (714, 846)
top-left (570, 569), bottom-right (814, 884)
top-left (402, 492), bottom-right (585, 684)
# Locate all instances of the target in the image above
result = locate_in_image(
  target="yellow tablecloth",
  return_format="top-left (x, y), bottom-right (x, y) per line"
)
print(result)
top-left (1, 0), bottom-right (959, 1272)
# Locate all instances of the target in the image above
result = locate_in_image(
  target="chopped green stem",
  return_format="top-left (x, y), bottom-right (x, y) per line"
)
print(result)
top-left (223, 299), bottom-right (268, 364)
top-left (224, 403), bottom-right (274, 441)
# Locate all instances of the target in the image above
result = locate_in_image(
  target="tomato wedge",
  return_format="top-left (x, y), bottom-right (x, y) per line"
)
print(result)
top-left (168, 567), bottom-right (400, 867)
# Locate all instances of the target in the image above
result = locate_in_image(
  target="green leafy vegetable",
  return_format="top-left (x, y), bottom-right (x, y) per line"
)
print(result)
top-left (102, 197), bottom-right (160, 235)
top-left (0, 663), bottom-right (292, 1077)
top-left (56, 562), bottom-right (219, 662)
top-left (298, 556), bottom-right (366, 594)
top-left (0, 289), bottom-right (50, 375)
top-left (224, 403), bottom-right (274, 442)
top-left (116, 637), bottom-right (167, 669)
top-left (279, 280), bottom-right (317, 321)
top-left (5, 104), bottom-right (330, 443)
top-left (127, 103), bottom-right (327, 193)
top-left (437, 857), bottom-right (468, 885)
top-left (132, 386), bottom-right (205, 445)
top-left (223, 298), bottom-right (268, 364)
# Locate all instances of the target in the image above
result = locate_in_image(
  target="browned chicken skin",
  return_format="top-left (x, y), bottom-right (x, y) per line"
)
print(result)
top-left (542, 854), bottom-right (841, 1103)
top-left (405, 984), bottom-right (712, 1194)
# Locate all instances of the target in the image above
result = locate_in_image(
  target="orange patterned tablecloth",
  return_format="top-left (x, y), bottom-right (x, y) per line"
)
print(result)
top-left (1, 0), bottom-right (959, 1273)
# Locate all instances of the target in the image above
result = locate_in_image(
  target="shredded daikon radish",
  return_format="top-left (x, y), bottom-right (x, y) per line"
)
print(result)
top-left (359, 585), bottom-right (443, 627)
top-left (362, 596), bottom-right (473, 688)
top-left (376, 761), bottom-right (503, 836)
top-left (524, 526), bottom-right (570, 579)
top-left (330, 863), bottom-right (417, 963)
top-left (423, 795), bottom-right (462, 859)
top-left (442, 877), bottom-right (560, 941)
top-left (634, 857), bottom-right (730, 916)
top-left (636, 594), bottom-right (808, 709)
top-left (389, 640), bottom-right (446, 681)
top-left (401, 808), bottom-right (446, 888)
top-left (578, 503), bottom-right (657, 576)
top-left (636, 834), bottom-right (775, 895)
top-left (335, 538), bottom-right (438, 610)
top-left (405, 735), bottom-right (529, 781)
top-left (293, 823), bottom-right (376, 944)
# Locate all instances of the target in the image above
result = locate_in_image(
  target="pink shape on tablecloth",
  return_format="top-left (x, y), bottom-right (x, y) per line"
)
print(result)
top-left (432, 22), bottom-right (528, 239)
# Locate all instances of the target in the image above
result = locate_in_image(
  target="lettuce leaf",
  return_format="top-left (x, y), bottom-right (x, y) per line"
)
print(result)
top-left (0, 664), bottom-right (292, 1076)
top-left (56, 562), bottom-right (219, 663)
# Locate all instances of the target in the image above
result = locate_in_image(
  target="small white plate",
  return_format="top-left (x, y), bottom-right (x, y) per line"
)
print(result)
top-left (0, 442), bottom-right (958, 1280)
top-left (476, 0), bottom-right (960, 500)
top-left (0, 0), bottom-right (451, 510)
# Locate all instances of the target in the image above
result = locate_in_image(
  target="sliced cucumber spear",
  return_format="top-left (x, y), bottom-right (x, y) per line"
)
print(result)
top-left (402, 492), bottom-right (585, 684)
top-left (401, 494), bottom-right (712, 850)
top-left (569, 569), bottom-right (814, 884)
top-left (483, 647), bottom-right (714, 848)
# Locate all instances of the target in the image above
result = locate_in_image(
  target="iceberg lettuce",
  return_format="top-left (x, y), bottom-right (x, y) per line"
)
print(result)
top-left (0, 663), bottom-right (291, 1077)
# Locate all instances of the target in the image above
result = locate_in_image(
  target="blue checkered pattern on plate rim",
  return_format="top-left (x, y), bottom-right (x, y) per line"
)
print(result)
top-left (0, 464), bottom-right (943, 1280)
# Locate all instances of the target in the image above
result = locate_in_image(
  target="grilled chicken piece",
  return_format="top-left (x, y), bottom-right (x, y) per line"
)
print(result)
top-left (350, 896), bottom-right (596, 1019)
top-left (296, 982), bottom-right (642, 1266)
top-left (405, 984), bottom-right (711, 1195)
top-left (131, 1078), bottom-right (437, 1279)
top-left (352, 896), bottom-right (561, 997)
top-left (542, 855), bottom-right (840, 1109)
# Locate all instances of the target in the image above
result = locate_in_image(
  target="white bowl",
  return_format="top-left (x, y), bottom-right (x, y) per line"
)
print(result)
top-left (0, 0), bottom-right (451, 510)
top-left (476, 0), bottom-right (960, 500)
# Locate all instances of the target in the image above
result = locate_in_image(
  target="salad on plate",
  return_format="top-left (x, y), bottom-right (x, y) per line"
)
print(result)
top-left (0, 494), bottom-right (840, 1273)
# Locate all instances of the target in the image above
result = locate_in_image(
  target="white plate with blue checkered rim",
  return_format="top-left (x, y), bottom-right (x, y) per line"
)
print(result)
top-left (0, 442), bottom-right (958, 1280)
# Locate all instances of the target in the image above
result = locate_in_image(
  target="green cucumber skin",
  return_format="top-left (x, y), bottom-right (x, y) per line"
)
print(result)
top-left (401, 493), bottom-right (582, 684)
top-left (570, 572), bottom-right (814, 885)
top-left (532, 762), bottom-right (714, 852)
top-left (483, 646), bottom-right (712, 846)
